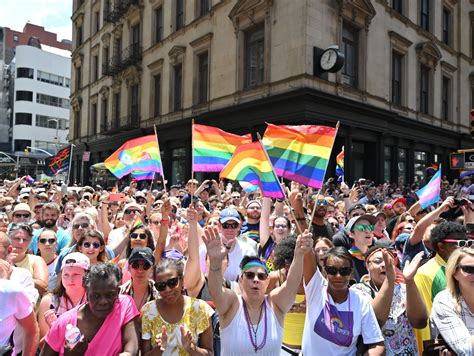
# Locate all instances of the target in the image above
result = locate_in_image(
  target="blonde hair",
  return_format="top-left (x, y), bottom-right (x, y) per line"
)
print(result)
top-left (446, 247), bottom-right (474, 313)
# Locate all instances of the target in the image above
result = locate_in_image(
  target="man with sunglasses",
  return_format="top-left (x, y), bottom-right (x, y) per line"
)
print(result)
top-left (332, 204), bottom-right (368, 249)
top-left (241, 200), bottom-right (262, 243)
top-left (307, 194), bottom-right (335, 240)
top-left (107, 202), bottom-right (143, 247)
top-left (11, 203), bottom-right (32, 225)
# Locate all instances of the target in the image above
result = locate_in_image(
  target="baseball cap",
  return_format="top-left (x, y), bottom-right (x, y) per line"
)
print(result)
top-left (13, 203), bottom-right (32, 215)
top-left (348, 204), bottom-right (366, 214)
top-left (219, 208), bottom-right (241, 223)
top-left (128, 247), bottom-right (155, 265)
top-left (365, 239), bottom-right (397, 260)
top-left (389, 197), bottom-right (407, 207)
top-left (62, 252), bottom-right (90, 271)
top-left (372, 211), bottom-right (386, 219)
top-left (345, 214), bottom-right (377, 233)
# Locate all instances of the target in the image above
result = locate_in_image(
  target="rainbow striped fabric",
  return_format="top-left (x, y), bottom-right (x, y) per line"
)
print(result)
top-left (336, 146), bottom-right (344, 178)
top-left (262, 123), bottom-right (337, 189)
top-left (105, 135), bottom-right (163, 179)
top-left (220, 141), bottom-right (284, 199)
top-left (132, 171), bottom-right (155, 181)
top-left (193, 124), bottom-right (252, 172)
top-left (416, 168), bottom-right (441, 209)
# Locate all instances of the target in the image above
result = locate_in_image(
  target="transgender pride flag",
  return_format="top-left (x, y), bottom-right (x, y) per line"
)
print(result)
top-left (416, 168), bottom-right (442, 209)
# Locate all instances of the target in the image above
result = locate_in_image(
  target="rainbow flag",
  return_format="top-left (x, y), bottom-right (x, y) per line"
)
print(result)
top-left (262, 123), bottom-right (337, 189)
top-left (336, 146), bottom-right (344, 178)
top-left (132, 171), bottom-right (155, 181)
top-left (220, 141), bottom-right (284, 199)
top-left (105, 135), bottom-right (163, 179)
top-left (193, 124), bottom-right (252, 172)
top-left (416, 168), bottom-right (441, 209)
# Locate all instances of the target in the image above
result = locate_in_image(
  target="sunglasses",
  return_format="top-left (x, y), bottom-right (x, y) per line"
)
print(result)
top-left (130, 233), bottom-right (147, 240)
top-left (406, 219), bottom-right (415, 223)
top-left (458, 265), bottom-right (474, 274)
top-left (150, 220), bottom-right (161, 225)
top-left (136, 199), bottom-right (147, 204)
top-left (39, 238), bottom-right (56, 244)
top-left (222, 222), bottom-right (239, 229)
top-left (82, 241), bottom-right (101, 249)
top-left (72, 222), bottom-right (90, 230)
top-left (444, 239), bottom-right (474, 248)
top-left (243, 271), bottom-right (268, 281)
top-left (14, 213), bottom-right (30, 218)
top-left (155, 277), bottom-right (180, 292)
top-left (10, 223), bottom-right (33, 234)
top-left (274, 224), bottom-right (288, 229)
top-left (324, 266), bottom-right (352, 276)
top-left (130, 262), bottom-right (152, 270)
top-left (353, 224), bottom-right (375, 232)
top-left (124, 209), bottom-right (141, 215)
top-left (315, 200), bottom-right (328, 206)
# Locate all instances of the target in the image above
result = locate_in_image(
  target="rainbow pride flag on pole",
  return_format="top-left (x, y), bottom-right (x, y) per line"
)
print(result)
top-left (132, 171), bottom-right (155, 181)
top-left (262, 123), bottom-right (337, 189)
top-left (105, 135), bottom-right (163, 179)
top-left (193, 124), bottom-right (252, 172)
top-left (336, 146), bottom-right (344, 179)
top-left (416, 168), bottom-right (442, 209)
top-left (220, 141), bottom-right (285, 199)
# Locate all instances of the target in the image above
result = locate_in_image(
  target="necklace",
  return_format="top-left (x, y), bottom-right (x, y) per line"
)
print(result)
top-left (243, 299), bottom-right (267, 352)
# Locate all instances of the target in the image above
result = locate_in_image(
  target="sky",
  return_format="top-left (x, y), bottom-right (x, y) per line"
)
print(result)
top-left (0, 0), bottom-right (73, 41)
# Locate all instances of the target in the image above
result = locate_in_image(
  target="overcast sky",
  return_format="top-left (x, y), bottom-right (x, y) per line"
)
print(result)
top-left (0, 0), bottom-right (72, 41)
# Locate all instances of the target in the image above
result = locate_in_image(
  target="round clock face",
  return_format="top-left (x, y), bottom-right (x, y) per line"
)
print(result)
top-left (320, 49), bottom-right (338, 71)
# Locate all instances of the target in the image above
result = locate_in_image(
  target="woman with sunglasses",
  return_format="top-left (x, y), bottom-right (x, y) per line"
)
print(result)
top-left (75, 230), bottom-right (108, 265)
top-left (204, 225), bottom-right (313, 355)
top-left (141, 258), bottom-right (214, 355)
top-left (302, 246), bottom-right (384, 355)
top-left (120, 247), bottom-right (159, 312)
top-left (352, 246), bottom-right (427, 355)
top-left (37, 229), bottom-right (59, 291)
top-left (430, 247), bottom-right (474, 355)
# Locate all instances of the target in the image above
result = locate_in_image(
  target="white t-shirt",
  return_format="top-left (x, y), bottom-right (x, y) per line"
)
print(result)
top-left (302, 268), bottom-right (383, 355)
top-left (0, 279), bottom-right (33, 346)
top-left (107, 226), bottom-right (127, 247)
top-left (47, 257), bottom-right (59, 291)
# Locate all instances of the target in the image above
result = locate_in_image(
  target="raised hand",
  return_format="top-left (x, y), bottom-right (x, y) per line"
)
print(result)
top-left (403, 251), bottom-right (424, 282)
top-left (383, 249), bottom-right (396, 285)
top-left (186, 207), bottom-right (198, 223)
top-left (202, 226), bottom-right (227, 263)
top-left (161, 198), bottom-right (171, 218)
top-left (155, 325), bottom-right (168, 351)
top-left (180, 324), bottom-right (194, 353)
top-left (295, 229), bottom-right (313, 257)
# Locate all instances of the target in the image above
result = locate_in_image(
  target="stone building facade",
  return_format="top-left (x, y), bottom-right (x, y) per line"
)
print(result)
top-left (70, 0), bottom-right (474, 185)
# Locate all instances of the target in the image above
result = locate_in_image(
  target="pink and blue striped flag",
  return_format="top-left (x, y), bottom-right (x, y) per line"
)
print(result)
top-left (416, 168), bottom-right (441, 209)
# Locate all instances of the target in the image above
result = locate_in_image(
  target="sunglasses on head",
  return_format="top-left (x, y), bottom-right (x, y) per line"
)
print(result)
top-left (39, 238), bottom-right (56, 244)
top-left (458, 265), bottom-right (474, 274)
top-left (324, 266), bottom-right (352, 276)
top-left (130, 262), bottom-right (152, 270)
top-left (242, 271), bottom-right (268, 281)
top-left (73, 222), bottom-right (90, 230)
top-left (82, 241), bottom-right (101, 249)
top-left (130, 232), bottom-right (147, 240)
top-left (14, 213), bottom-right (30, 218)
top-left (222, 222), bottom-right (239, 229)
top-left (124, 209), bottom-right (140, 215)
top-left (353, 224), bottom-right (375, 232)
top-left (444, 239), bottom-right (474, 248)
top-left (10, 223), bottom-right (32, 234)
top-left (155, 277), bottom-right (180, 291)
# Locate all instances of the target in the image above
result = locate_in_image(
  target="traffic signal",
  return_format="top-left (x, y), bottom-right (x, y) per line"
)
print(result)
top-left (471, 109), bottom-right (474, 139)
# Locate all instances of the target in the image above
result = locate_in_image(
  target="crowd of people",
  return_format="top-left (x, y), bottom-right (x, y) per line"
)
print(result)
top-left (0, 173), bottom-right (473, 355)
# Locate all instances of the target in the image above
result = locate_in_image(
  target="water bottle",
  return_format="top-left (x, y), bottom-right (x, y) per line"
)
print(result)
top-left (65, 324), bottom-right (82, 349)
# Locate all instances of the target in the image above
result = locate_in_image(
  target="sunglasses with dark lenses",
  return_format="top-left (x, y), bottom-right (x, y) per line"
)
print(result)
top-left (459, 265), bottom-right (474, 274)
top-left (324, 266), bottom-right (352, 276)
top-left (124, 209), bottom-right (141, 215)
top-left (39, 238), bottom-right (56, 244)
top-left (82, 241), bottom-right (101, 249)
top-left (150, 220), bottom-right (161, 225)
top-left (130, 233), bottom-right (147, 240)
top-left (72, 222), bottom-right (90, 230)
top-left (155, 277), bottom-right (180, 291)
top-left (14, 213), bottom-right (30, 218)
top-left (222, 222), bottom-right (239, 229)
top-left (274, 224), bottom-right (288, 229)
top-left (130, 262), bottom-right (152, 270)
top-left (444, 239), bottom-right (474, 248)
top-left (243, 271), bottom-right (268, 281)
top-left (136, 199), bottom-right (147, 204)
top-left (353, 224), bottom-right (375, 232)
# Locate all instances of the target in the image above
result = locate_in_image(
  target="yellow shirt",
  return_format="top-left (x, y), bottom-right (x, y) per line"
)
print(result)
top-left (282, 294), bottom-right (305, 348)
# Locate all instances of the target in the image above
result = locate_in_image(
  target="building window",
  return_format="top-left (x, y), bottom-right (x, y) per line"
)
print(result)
top-left (36, 141), bottom-right (57, 155)
top-left (442, 8), bottom-right (451, 46)
top-left (16, 91), bottom-right (33, 102)
top-left (37, 70), bottom-right (68, 87)
top-left (113, 92), bottom-right (120, 121)
top-left (36, 115), bottom-right (67, 129)
top-left (442, 76), bottom-right (451, 121)
top-left (414, 151), bottom-right (428, 183)
top-left (342, 23), bottom-right (359, 88)
top-left (392, 52), bottom-right (402, 106)
top-left (244, 25), bottom-right (264, 89)
top-left (15, 113), bottom-right (32, 125)
top-left (130, 85), bottom-right (139, 121)
top-left (199, 0), bottom-right (210, 17)
top-left (92, 55), bottom-right (99, 82)
top-left (75, 66), bottom-right (82, 91)
top-left (176, 0), bottom-right (184, 31)
top-left (103, 0), bottom-right (110, 21)
top-left (90, 103), bottom-right (97, 135)
top-left (173, 63), bottom-right (183, 111)
top-left (102, 47), bottom-right (109, 75)
top-left (131, 24), bottom-right (140, 46)
top-left (14, 139), bottom-right (31, 152)
top-left (154, 6), bottom-right (163, 43)
top-left (392, 0), bottom-right (402, 14)
top-left (384, 146), bottom-right (392, 183)
top-left (398, 148), bottom-right (407, 185)
top-left (13, 35), bottom-right (19, 42)
top-left (74, 110), bottom-right (81, 139)
top-left (16, 67), bottom-right (33, 79)
top-left (197, 51), bottom-right (209, 104)
top-left (36, 93), bottom-right (70, 109)
top-left (94, 10), bottom-right (100, 34)
top-left (76, 25), bottom-right (83, 46)
top-left (171, 148), bottom-right (186, 184)
top-left (419, 64), bottom-right (429, 114)
top-left (153, 74), bottom-right (161, 117)
top-left (420, 0), bottom-right (430, 31)
top-left (101, 97), bottom-right (108, 130)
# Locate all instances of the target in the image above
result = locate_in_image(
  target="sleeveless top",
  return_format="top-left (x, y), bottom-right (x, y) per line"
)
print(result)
top-left (15, 254), bottom-right (35, 275)
top-left (220, 296), bottom-right (283, 356)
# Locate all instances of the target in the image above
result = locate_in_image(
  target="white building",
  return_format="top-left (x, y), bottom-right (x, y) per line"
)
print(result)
top-left (12, 44), bottom-right (70, 155)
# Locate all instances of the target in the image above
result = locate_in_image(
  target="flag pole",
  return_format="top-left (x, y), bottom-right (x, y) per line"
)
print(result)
top-left (309, 121), bottom-right (340, 225)
top-left (154, 125), bottom-right (167, 193)
top-left (256, 133), bottom-right (304, 234)
top-left (190, 119), bottom-right (195, 205)
top-left (66, 144), bottom-right (74, 185)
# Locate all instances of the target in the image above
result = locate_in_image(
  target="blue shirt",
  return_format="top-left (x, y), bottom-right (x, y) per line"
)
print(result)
top-left (29, 228), bottom-right (72, 255)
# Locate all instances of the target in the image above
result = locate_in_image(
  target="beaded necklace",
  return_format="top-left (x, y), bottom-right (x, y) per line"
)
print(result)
top-left (242, 298), bottom-right (268, 352)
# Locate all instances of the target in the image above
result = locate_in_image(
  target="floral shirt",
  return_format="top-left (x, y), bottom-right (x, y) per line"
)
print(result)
top-left (352, 281), bottom-right (418, 356)
top-left (141, 296), bottom-right (214, 356)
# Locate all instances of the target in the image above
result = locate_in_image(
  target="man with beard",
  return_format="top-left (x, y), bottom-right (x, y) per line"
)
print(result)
top-left (386, 197), bottom-right (408, 236)
top-left (29, 203), bottom-right (71, 254)
top-left (308, 194), bottom-right (335, 240)
top-left (240, 200), bottom-right (262, 243)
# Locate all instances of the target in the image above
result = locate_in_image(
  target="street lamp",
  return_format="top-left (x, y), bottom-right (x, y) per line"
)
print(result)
top-left (48, 119), bottom-right (59, 153)
top-left (26, 146), bottom-right (53, 157)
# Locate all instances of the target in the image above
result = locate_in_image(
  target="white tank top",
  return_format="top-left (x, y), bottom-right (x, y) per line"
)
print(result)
top-left (221, 296), bottom-right (283, 356)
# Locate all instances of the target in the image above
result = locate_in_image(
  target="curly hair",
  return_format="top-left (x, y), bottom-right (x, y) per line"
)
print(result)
top-left (83, 263), bottom-right (122, 289)
top-left (154, 258), bottom-right (185, 279)
top-left (430, 221), bottom-right (466, 252)
top-left (272, 236), bottom-right (296, 270)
